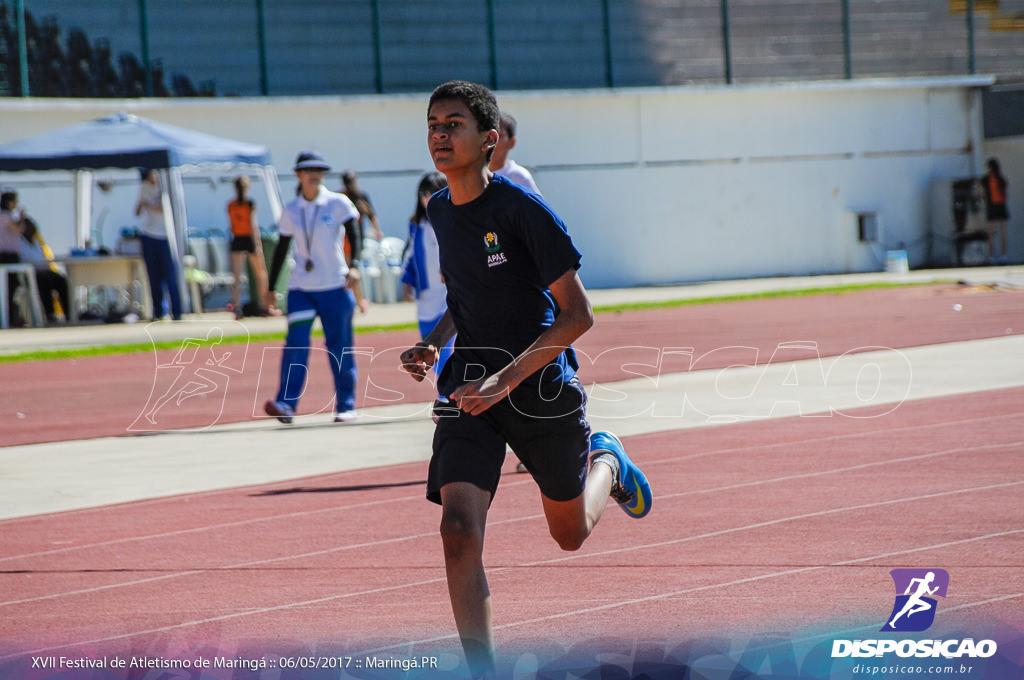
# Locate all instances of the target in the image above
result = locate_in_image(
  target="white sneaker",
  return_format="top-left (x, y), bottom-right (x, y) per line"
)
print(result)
top-left (334, 410), bottom-right (357, 423)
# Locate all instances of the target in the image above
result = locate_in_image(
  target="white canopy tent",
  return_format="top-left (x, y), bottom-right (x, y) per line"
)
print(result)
top-left (0, 112), bottom-right (284, 313)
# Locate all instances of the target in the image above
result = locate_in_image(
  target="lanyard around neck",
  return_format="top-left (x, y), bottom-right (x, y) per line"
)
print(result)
top-left (300, 202), bottom-right (320, 259)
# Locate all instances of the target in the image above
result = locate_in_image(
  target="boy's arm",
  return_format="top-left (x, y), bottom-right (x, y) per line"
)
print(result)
top-left (400, 309), bottom-right (457, 381)
top-left (451, 268), bottom-right (593, 415)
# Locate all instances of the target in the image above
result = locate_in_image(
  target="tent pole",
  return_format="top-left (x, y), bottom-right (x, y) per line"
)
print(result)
top-left (73, 171), bottom-right (93, 248)
top-left (261, 165), bottom-right (284, 224)
top-left (165, 168), bottom-right (192, 314)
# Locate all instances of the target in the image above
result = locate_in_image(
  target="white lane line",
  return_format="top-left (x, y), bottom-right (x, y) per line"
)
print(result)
top-left (354, 528), bottom-right (1024, 656)
top-left (2, 442), bottom-right (1019, 607)
top-left (3, 411), bottom-right (1018, 563)
top-left (2, 483), bottom-right (1019, 661)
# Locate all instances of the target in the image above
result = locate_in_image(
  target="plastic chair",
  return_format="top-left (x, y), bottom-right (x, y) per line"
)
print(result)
top-left (378, 237), bottom-right (407, 304)
top-left (358, 238), bottom-right (385, 303)
top-left (0, 263), bottom-right (46, 329)
top-left (380, 236), bottom-right (407, 264)
top-left (182, 254), bottom-right (204, 314)
top-left (186, 229), bottom-right (212, 274)
top-left (205, 229), bottom-right (233, 280)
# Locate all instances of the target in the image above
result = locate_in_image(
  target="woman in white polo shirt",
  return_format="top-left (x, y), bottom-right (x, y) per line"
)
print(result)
top-left (135, 168), bottom-right (183, 321)
top-left (263, 151), bottom-right (362, 424)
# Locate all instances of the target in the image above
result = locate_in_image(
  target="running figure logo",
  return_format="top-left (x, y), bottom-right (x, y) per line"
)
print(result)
top-left (129, 322), bottom-right (248, 432)
top-left (881, 568), bottom-right (949, 632)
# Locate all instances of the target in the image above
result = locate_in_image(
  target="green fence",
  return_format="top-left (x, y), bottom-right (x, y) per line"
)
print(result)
top-left (1, 0), bottom-right (1018, 99)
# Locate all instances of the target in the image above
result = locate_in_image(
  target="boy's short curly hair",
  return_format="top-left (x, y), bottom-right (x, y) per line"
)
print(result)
top-left (428, 80), bottom-right (501, 135)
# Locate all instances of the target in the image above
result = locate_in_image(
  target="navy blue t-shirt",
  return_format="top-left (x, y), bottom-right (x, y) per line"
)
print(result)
top-left (427, 174), bottom-right (582, 398)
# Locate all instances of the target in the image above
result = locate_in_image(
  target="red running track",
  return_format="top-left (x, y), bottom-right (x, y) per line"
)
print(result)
top-left (1, 284), bottom-right (1022, 677)
top-left (3, 283), bottom-right (1024, 446)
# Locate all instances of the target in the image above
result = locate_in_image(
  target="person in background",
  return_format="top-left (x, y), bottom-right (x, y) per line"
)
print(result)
top-left (1, 190), bottom-right (28, 325)
top-left (341, 169), bottom-right (384, 244)
top-left (982, 157), bottom-right (1010, 264)
top-left (488, 111), bottom-right (540, 194)
top-left (262, 151), bottom-right (362, 425)
top-left (0, 190), bottom-right (25, 264)
top-left (135, 168), bottom-right (182, 321)
top-left (18, 215), bottom-right (69, 323)
top-left (490, 112), bottom-right (542, 472)
top-left (227, 175), bottom-right (275, 319)
top-left (401, 172), bottom-right (453, 392)
top-left (340, 170), bottom-right (379, 313)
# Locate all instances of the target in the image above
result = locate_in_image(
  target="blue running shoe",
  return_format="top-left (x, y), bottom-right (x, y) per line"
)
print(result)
top-left (590, 431), bottom-right (652, 518)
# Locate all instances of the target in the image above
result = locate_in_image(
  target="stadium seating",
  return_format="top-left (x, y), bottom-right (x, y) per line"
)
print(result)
top-left (1, 1), bottom-right (1022, 98)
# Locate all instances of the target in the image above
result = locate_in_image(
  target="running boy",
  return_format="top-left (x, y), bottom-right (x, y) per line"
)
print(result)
top-left (400, 80), bottom-right (653, 678)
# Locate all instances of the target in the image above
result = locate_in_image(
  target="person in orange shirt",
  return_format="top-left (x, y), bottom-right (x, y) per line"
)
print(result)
top-left (982, 158), bottom-right (1010, 264)
top-left (227, 175), bottom-right (274, 318)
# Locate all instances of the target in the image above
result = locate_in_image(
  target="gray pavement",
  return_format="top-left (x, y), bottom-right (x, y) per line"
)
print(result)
top-left (2, 265), bottom-right (1023, 520)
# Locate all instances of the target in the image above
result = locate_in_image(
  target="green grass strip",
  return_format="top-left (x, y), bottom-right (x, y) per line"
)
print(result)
top-left (0, 280), bottom-right (944, 365)
top-left (0, 322), bottom-right (419, 365)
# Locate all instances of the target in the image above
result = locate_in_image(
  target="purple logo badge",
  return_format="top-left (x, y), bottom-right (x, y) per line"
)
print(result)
top-left (881, 568), bottom-right (949, 632)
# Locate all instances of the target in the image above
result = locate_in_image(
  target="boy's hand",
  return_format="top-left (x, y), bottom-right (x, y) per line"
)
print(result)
top-left (451, 374), bottom-right (509, 415)
top-left (400, 342), bottom-right (439, 382)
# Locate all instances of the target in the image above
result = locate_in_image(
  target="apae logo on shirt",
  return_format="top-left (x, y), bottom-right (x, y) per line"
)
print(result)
top-left (484, 231), bottom-right (507, 267)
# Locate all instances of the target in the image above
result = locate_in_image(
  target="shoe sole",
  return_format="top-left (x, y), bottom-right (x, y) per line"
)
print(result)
top-left (264, 400), bottom-right (294, 425)
top-left (591, 431), bottom-right (652, 518)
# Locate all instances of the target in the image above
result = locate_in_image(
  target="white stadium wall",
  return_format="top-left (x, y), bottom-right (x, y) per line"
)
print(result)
top-left (1, 76), bottom-right (1014, 290)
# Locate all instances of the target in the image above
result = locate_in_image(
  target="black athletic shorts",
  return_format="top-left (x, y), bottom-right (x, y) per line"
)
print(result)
top-left (426, 377), bottom-right (591, 505)
top-left (987, 203), bottom-right (1009, 221)
top-left (230, 235), bottom-right (256, 253)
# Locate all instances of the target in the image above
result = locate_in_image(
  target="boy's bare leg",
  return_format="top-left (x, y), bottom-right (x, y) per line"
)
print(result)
top-left (439, 482), bottom-right (496, 677)
top-left (540, 460), bottom-right (614, 551)
top-left (544, 432), bottom-right (653, 550)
